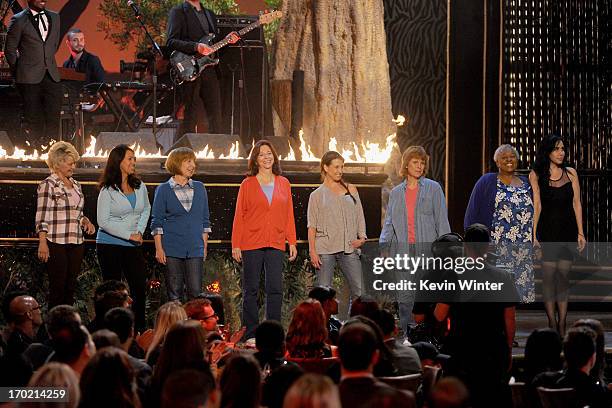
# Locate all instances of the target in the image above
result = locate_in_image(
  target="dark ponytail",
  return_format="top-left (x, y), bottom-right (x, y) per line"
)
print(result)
top-left (320, 151), bottom-right (356, 204)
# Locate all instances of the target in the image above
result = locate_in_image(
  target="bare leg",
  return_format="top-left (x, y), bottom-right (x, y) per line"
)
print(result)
top-left (556, 260), bottom-right (572, 336)
top-left (541, 261), bottom-right (557, 331)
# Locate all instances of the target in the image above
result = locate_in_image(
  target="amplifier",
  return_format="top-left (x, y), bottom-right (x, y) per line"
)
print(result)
top-left (216, 15), bottom-right (264, 43)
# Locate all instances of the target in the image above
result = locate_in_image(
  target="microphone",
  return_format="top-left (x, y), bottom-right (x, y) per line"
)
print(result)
top-left (127, 0), bottom-right (140, 16)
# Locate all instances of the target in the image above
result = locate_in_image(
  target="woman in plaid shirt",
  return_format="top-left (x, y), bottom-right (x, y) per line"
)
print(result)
top-left (35, 141), bottom-right (96, 307)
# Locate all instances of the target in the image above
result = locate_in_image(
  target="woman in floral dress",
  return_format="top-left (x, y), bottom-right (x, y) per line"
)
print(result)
top-left (465, 144), bottom-right (534, 302)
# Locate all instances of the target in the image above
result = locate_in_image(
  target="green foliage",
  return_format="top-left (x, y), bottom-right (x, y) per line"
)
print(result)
top-left (263, 0), bottom-right (283, 48)
top-left (97, 0), bottom-right (240, 52)
top-left (0, 245), bottom-right (315, 330)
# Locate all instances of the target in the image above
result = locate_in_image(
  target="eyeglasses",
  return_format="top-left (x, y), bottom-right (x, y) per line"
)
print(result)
top-left (200, 313), bottom-right (218, 321)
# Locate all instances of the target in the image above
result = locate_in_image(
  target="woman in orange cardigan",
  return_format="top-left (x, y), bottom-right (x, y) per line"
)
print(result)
top-left (232, 140), bottom-right (297, 339)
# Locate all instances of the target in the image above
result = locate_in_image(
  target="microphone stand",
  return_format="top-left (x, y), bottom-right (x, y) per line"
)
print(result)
top-left (129, 6), bottom-right (163, 136)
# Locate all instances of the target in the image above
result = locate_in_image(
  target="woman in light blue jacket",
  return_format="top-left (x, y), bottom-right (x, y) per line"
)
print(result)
top-left (96, 144), bottom-right (151, 332)
top-left (380, 146), bottom-right (451, 333)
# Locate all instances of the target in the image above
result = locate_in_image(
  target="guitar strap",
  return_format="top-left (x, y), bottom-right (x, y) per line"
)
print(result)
top-left (203, 9), bottom-right (217, 36)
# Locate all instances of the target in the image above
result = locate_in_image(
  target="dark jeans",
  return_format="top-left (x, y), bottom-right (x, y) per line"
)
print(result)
top-left (165, 257), bottom-right (203, 302)
top-left (47, 241), bottom-right (84, 308)
top-left (242, 248), bottom-right (284, 339)
top-left (96, 244), bottom-right (148, 332)
top-left (177, 69), bottom-right (224, 139)
top-left (17, 72), bottom-right (62, 150)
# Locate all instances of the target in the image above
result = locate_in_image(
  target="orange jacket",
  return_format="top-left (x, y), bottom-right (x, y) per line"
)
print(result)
top-left (231, 176), bottom-right (297, 251)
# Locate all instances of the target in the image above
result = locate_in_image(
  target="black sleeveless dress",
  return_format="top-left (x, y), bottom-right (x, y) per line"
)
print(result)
top-left (536, 169), bottom-right (578, 261)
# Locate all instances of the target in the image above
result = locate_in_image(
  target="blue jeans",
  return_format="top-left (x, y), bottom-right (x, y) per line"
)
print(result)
top-left (242, 248), bottom-right (284, 339)
top-left (165, 257), bottom-right (203, 301)
top-left (318, 252), bottom-right (363, 303)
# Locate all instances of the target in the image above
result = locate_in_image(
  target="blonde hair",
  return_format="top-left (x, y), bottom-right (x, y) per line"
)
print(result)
top-left (399, 145), bottom-right (429, 178)
top-left (283, 374), bottom-right (341, 408)
top-left (165, 147), bottom-right (196, 176)
top-left (46, 141), bottom-right (80, 171)
top-left (23, 362), bottom-right (80, 408)
top-left (145, 301), bottom-right (187, 361)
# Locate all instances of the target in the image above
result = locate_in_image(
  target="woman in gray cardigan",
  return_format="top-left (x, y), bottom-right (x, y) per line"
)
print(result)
top-left (380, 146), bottom-right (451, 333)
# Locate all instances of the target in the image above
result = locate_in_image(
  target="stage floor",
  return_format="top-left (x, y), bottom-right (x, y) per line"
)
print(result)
top-left (513, 309), bottom-right (612, 355)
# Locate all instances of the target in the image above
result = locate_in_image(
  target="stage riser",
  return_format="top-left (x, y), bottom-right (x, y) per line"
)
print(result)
top-left (0, 170), bottom-right (386, 245)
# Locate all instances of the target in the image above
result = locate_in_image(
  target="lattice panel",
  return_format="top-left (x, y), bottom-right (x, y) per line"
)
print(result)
top-left (501, 0), bottom-right (611, 241)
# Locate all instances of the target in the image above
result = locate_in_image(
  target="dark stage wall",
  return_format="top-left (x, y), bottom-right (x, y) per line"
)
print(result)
top-left (383, 0), bottom-right (448, 185)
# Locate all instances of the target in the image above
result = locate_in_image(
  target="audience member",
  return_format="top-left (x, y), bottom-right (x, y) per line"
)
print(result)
top-left (573, 318), bottom-right (607, 385)
top-left (51, 322), bottom-right (95, 377)
top-left (105, 307), bottom-right (152, 399)
top-left (522, 328), bottom-right (562, 384)
top-left (343, 316), bottom-right (398, 377)
top-left (261, 363), bottom-right (305, 408)
top-left (426, 377), bottom-right (470, 408)
top-left (286, 300), bottom-right (334, 358)
top-left (376, 309), bottom-right (421, 375)
top-left (533, 326), bottom-right (612, 408)
top-left (220, 353), bottom-right (261, 408)
top-left (5, 295), bottom-right (43, 356)
top-left (349, 295), bottom-right (380, 322)
top-left (22, 362), bottom-right (80, 408)
top-left (87, 290), bottom-right (130, 334)
top-left (147, 320), bottom-right (208, 408)
top-left (145, 301), bottom-right (188, 366)
top-left (255, 320), bottom-right (289, 373)
top-left (23, 304), bottom-right (82, 370)
top-left (184, 298), bottom-right (219, 334)
top-left (161, 368), bottom-right (218, 408)
top-left (79, 347), bottom-right (141, 408)
top-left (91, 329), bottom-right (121, 350)
top-left (337, 322), bottom-right (415, 408)
top-left (1, 290), bottom-right (28, 345)
top-left (434, 223), bottom-right (517, 408)
top-left (412, 233), bottom-right (463, 346)
top-left (93, 280), bottom-right (131, 302)
top-left (283, 373), bottom-right (341, 408)
top-left (308, 286), bottom-right (342, 345)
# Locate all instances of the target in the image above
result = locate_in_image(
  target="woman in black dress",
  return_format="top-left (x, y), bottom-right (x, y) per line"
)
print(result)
top-left (530, 135), bottom-right (586, 335)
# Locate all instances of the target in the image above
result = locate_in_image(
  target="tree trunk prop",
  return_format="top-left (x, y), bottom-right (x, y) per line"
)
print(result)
top-left (271, 0), bottom-right (396, 156)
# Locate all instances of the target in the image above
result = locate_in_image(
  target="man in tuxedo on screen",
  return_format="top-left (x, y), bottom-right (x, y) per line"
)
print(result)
top-left (5, 0), bottom-right (62, 151)
top-left (166, 0), bottom-right (239, 140)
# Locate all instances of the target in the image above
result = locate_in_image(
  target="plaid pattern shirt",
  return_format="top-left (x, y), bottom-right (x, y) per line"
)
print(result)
top-left (152, 177), bottom-right (211, 235)
top-left (35, 173), bottom-right (85, 244)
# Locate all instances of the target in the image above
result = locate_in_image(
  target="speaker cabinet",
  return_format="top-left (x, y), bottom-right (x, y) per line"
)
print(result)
top-left (170, 133), bottom-right (247, 157)
top-left (216, 15), bottom-right (274, 145)
top-left (95, 132), bottom-right (159, 154)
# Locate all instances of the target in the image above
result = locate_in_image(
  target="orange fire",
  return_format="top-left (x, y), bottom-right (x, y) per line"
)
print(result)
top-left (206, 280), bottom-right (221, 293)
top-left (0, 116), bottom-right (405, 163)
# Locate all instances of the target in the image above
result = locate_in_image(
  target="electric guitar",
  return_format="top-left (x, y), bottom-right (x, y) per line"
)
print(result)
top-left (169, 10), bottom-right (282, 84)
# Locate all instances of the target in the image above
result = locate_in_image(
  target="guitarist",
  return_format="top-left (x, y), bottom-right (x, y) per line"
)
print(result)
top-left (166, 0), bottom-right (239, 139)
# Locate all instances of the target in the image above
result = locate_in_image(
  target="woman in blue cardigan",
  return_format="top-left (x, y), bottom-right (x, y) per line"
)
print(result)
top-left (97, 144), bottom-right (151, 331)
top-left (464, 144), bottom-right (534, 303)
top-left (151, 147), bottom-right (211, 301)
top-left (380, 146), bottom-right (451, 333)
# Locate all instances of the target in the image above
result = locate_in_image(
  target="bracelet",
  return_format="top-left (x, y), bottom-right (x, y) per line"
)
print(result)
top-left (578, 234), bottom-right (585, 237)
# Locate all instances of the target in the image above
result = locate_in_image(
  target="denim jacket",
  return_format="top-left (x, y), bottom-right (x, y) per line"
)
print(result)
top-left (380, 178), bottom-right (451, 245)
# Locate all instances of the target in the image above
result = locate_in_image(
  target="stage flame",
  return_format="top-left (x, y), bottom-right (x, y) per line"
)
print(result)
top-left (206, 280), bottom-right (221, 293)
top-left (0, 115), bottom-right (405, 163)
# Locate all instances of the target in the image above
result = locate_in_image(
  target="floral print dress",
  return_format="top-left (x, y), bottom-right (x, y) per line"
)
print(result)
top-left (491, 177), bottom-right (535, 303)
